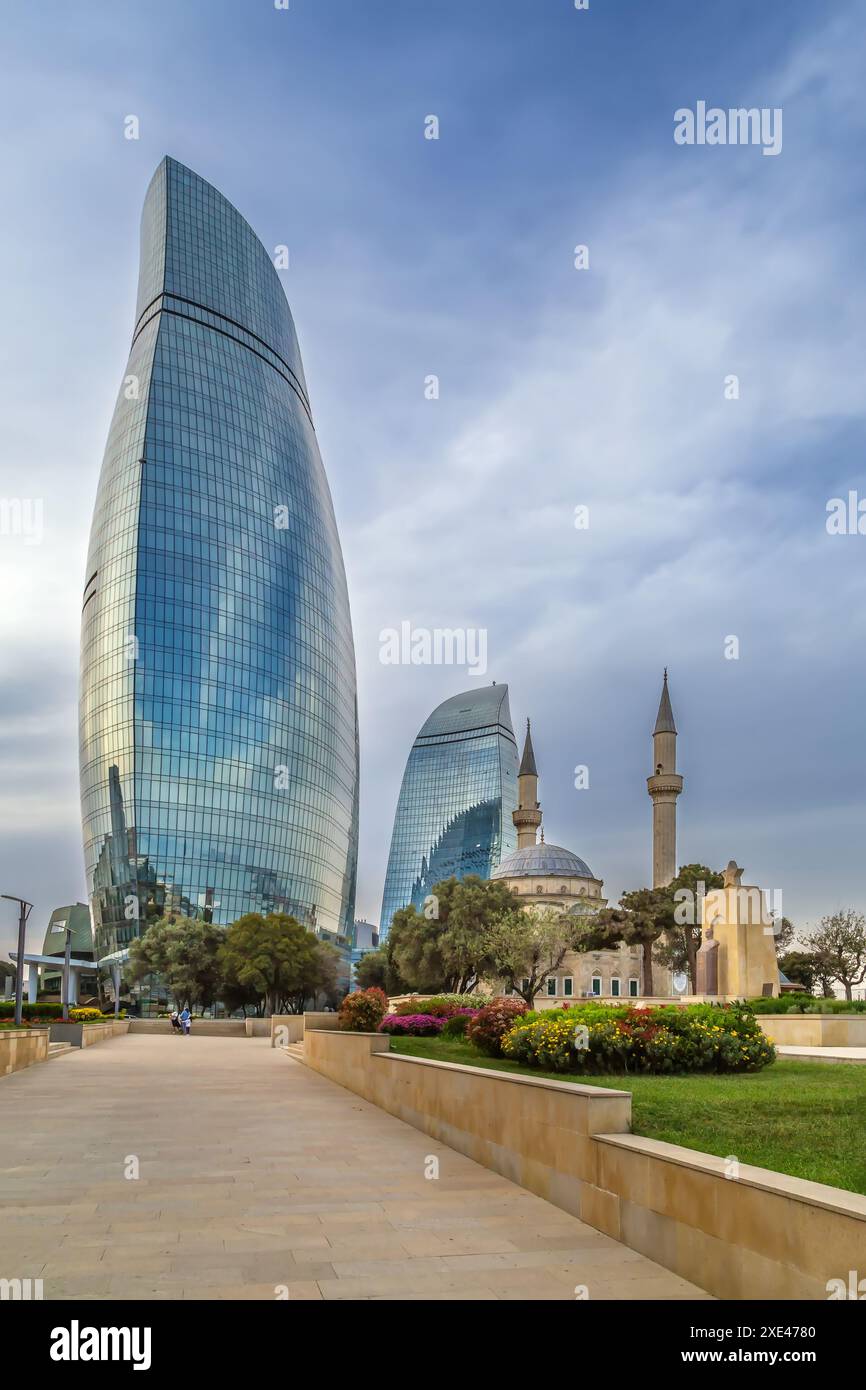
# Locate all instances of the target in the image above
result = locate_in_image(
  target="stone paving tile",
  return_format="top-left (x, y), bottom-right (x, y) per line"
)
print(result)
top-left (0, 1034), bottom-right (711, 1301)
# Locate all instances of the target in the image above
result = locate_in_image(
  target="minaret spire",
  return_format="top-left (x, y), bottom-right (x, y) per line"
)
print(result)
top-left (513, 719), bottom-right (542, 849)
top-left (647, 670), bottom-right (683, 887)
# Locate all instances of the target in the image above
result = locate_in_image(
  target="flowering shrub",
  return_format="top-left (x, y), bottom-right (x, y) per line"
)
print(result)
top-left (501, 1003), bottom-right (775, 1075)
top-left (392, 994), bottom-right (489, 1018)
top-left (467, 997), bottom-right (528, 1056)
top-left (339, 987), bottom-right (388, 1032)
top-left (441, 1010), bottom-right (479, 1039)
top-left (379, 1013), bottom-right (448, 1036)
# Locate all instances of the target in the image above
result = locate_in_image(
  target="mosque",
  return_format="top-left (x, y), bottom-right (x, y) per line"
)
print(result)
top-left (491, 674), bottom-right (682, 1001)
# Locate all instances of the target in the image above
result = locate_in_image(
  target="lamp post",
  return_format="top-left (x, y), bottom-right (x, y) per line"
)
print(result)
top-left (61, 926), bottom-right (73, 1022)
top-left (2, 895), bottom-right (33, 1029)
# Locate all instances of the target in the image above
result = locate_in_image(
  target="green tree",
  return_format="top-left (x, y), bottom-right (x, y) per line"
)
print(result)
top-left (219, 913), bottom-right (316, 1015)
top-left (668, 864), bottom-right (725, 990)
top-left (804, 909), bottom-right (866, 1001)
top-left (594, 890), bottom-right (673, 998)
top-left (387, 876), bottom-right (523, 993)
top-left (772, 917), bottom-right (796, 957)
top-left (127, 916), bottom-right (224, 1011)
top-left (777, 950), bottom-right (818, 994)
top-left (281, 941), bottom-right (342, 1013)
top-left (484, 905), bottom-right (595, 1005)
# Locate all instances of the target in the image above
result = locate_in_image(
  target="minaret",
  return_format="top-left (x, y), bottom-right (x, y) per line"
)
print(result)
top-left (646, 670), bottom-right (683, 887)
top-left (513, 720), bottom-right (542, 849)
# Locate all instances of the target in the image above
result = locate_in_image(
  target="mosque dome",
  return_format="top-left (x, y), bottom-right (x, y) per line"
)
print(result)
top-left (492, 843), bottom-right (596, 881)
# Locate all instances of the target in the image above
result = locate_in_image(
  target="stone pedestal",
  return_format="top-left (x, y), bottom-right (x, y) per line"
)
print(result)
top-left (700, 863), bottom-right (780, 999)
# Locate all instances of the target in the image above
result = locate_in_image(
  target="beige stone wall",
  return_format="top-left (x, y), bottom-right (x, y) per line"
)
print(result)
top-left (758, 1015), bottom-right (866, 1047)
top-left (300, 1030), bottom-right (866, 1300)
top-left (0, 1027), bottom-right (49, 1076)
top-left (269, 1014), bottom-right (305, 1046)
top-left (127, 1018), bottom-right (246, 1037)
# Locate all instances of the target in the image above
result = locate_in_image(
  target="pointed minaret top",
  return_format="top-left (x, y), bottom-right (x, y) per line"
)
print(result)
top-left (519, 719), bottom-right (538, 777)
top-left (653, 670), bottom-right (677, 735)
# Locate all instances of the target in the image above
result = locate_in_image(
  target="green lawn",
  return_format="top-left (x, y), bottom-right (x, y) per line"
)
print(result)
top-left (388, 1036), bottom-right (866, 1195)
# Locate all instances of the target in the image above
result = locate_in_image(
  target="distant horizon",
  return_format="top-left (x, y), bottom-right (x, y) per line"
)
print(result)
top-left (2, 0), bottom-right (866, 964)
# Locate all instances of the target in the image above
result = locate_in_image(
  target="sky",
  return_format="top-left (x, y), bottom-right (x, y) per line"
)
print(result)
top-left (1, 0), bottom-right (865, 962)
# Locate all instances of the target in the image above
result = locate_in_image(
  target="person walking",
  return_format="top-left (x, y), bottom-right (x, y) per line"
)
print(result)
top-left (179, 1006), bottom-right (191, 1036)
top-left (169, 1010), bottom-right (181, 1034)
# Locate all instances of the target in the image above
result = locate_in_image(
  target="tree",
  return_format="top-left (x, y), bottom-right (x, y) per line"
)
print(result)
top-left (593, 890), bottom-right (675, 997)
top-left (667, 864), bottom-right (725, 990)
top-left (777, 950), bottom-right (818, 994)
top-left (772, 917), bottom-right (796, 957)
top-left (387, 906), bottom-right (451, 992)
top-left (387, 876), bottom-right (521, 993)
top-left (483, 905), bottom-right (590, 1006)
top-left (803, 910), bottom-right (866, 1001)
top-left (126, 916), bottom-right (224, 1011)
top-left (219, 913), bottom-right (318, 1015)
top-left (281, 941), bottom-right (342, 1013)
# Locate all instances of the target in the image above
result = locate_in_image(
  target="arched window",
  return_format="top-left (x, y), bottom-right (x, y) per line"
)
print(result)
top-left (610, 977), bottom-right (621, 998)
top-left (535, 884), bottom-right (544, 894)
top-left (591, 975), bottom-right (602, 997)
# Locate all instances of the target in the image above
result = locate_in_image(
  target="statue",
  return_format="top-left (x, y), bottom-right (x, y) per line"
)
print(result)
top-left (695, 923), bottom-right (719, 996)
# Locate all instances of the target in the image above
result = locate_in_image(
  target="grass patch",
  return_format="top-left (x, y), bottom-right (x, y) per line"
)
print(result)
top-left (388, 1036), bottom-right (866, 1195)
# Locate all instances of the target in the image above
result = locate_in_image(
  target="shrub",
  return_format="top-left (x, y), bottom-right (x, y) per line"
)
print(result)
top-left (501, 1002), bottom-right (775, 1075)
top-left (392, 993), bottom-right (489, 1017)
top-left (338, 987), bottom-right (388, 1032)
top-left (441, 1011), bottom-right (479, 1039)
top-left (0, 1001), bottom-right (66, 1019)
top-left (69, 1007), bottom-right (105, 1022)
top-left (746, 994), bottom-right (866, 1015)
top-left (467, 997), bottom-right (528, 1056)
top-left (379, 1013), bottom-right (447, 1036)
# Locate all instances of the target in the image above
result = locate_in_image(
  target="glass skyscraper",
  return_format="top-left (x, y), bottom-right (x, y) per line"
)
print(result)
top-left (79, 157), bottom-right (359, 981)
top-left (379, 684), bottom-right (519, 935)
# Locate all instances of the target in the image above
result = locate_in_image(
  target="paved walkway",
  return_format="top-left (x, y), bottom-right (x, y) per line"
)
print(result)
top-left (0, 1035), bottom-right (709, 1300)
top-left (777, 1044), bottom-right (866, 1064)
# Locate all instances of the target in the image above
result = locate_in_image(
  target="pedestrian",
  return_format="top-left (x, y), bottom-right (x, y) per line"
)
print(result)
top-left (169, 1010), bottom-right (181, 1034)
top-left (179, 1006), bottom-right (191, 1036)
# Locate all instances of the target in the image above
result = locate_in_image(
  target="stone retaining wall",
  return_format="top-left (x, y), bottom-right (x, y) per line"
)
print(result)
top-left (50, 1020), bottom-right (130, 1048)
top-left (301, 1029), bottom-right (866, 1301)
top-left (0, 1027), bottom-right (50, 1076)
top-left (758, 1015), bottom-right (866, 1047)
top-left (127, 1018), bottom-right (246, 1037)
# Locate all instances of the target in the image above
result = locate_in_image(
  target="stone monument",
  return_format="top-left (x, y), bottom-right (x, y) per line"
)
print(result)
top-left (698, 861), bottom-right (781, 999)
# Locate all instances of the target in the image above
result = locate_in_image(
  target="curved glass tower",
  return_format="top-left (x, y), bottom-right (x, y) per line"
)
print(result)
top-left (79, 157), bottom-right (359, 976)
top-left (379, 685), bottom-right (518, 935)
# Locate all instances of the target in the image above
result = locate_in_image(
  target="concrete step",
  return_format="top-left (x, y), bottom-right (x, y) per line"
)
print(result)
top-left (47, 1042), bottom-right (73, 1059)
top-left (282, 1042), bottom-right (305, 1062)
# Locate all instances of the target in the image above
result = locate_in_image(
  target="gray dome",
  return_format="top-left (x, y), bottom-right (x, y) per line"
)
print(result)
top-left (492, 843), bottom-right (595, 881)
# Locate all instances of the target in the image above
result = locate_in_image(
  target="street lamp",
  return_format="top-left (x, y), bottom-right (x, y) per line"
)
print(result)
top-left (2, 895), bottom-right (33, 1029)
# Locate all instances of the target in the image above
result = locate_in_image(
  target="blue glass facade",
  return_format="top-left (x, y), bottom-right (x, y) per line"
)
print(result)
top-left (79, 157), bottom-right (359, 974)
top-left (379, 685), bottom-right (519, 935)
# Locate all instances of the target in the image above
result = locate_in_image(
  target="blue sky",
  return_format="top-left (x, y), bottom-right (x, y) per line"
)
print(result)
top-left (2, 0), bottom-right (866, 958)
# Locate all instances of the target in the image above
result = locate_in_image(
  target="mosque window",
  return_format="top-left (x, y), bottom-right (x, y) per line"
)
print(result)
top-left (536, 885), bottom-right (544, 894)
top-left (560, 884), bottom-right (568, 893)
top-left (591, 975), bottom-right (602, 996)
top-left (546, 977), bottom-right (557, 996)
top-left (563, 977), bottom-right (573, 997)
top-left (628, 978), bottom-right (639, 997)
top-left (610, 977), bottom-right (621, 997)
